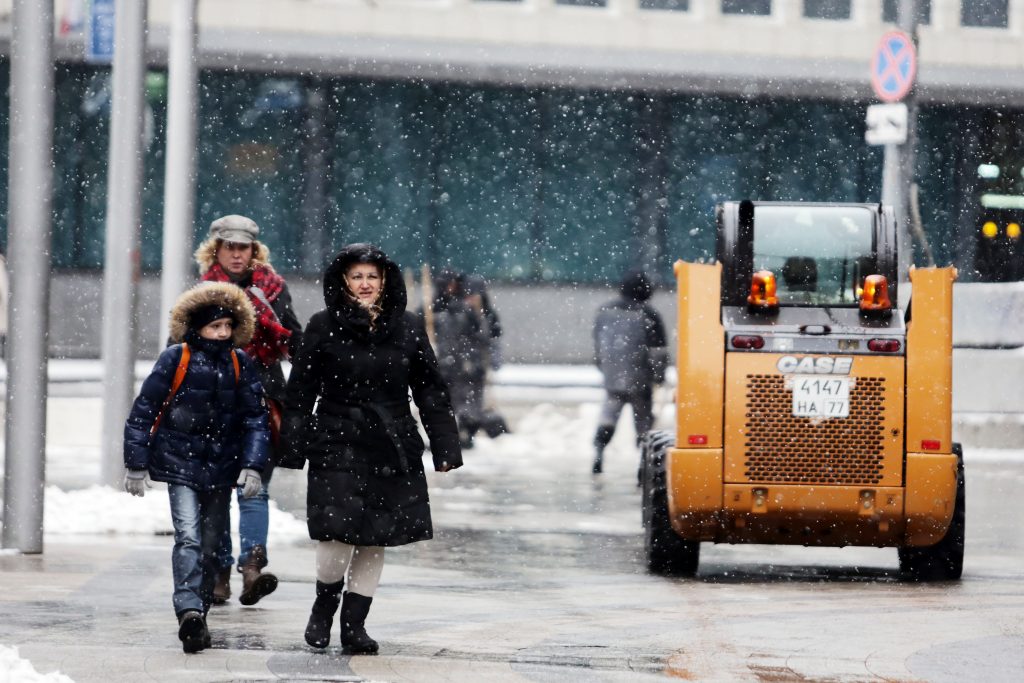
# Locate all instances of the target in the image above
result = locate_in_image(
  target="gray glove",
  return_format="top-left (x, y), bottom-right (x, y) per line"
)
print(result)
top-left (237, 468), bottom-right (262, 499)
top-left (124, 469), bottom-right (151, 497)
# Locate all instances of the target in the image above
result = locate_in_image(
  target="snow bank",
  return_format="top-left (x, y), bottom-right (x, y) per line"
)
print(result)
top-left (43, 485), bottom-right (307, 542)
top-left (0, 645), bottom-right (73, 683)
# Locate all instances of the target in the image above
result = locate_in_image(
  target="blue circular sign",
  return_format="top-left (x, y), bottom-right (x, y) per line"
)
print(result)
top-left (871, 31), bottom-right (917, 103)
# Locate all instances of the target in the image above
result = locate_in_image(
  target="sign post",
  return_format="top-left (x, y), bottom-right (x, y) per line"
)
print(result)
top-left (865, 103), bottom-right (908, 146)
top-left (870, 31), bottom-right (917, 103)
top-left (868, 29), bottom-right (917, 284)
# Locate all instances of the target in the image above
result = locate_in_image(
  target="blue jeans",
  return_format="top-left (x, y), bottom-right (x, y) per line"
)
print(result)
top-left (216, 468), bottom-right (272, 571)
top-left (168, 484), bottom-right (231, 616)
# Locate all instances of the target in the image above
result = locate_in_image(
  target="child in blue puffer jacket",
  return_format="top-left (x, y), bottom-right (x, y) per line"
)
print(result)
top-left (123, 281), bottom-right (271, 653)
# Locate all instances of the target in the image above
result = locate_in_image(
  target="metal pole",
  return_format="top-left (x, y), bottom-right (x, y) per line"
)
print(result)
top-left (896, 0), bottom-right (919, 281)
top-left (100, 0), bottom-right (148, 488)
top-left (1, 0), bottom-right (55, 553)
top-left (159, 0), bottom-right (199, 347)
top-left (881, 144), bottom-right (907, 281)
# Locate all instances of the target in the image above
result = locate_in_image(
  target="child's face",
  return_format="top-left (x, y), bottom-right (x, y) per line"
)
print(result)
top-left (198, 317), bottom-right (234, 341)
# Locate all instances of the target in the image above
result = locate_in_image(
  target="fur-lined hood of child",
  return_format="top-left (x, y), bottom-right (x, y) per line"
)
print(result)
top-left (168, 281), bottom-right (256, 346)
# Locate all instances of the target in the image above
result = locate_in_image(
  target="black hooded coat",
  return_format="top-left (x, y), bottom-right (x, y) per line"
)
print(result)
top-left (279, 244), bottom-right (462, 546)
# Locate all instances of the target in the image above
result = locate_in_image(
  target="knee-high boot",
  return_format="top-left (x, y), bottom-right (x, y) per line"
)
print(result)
top-left (340, 592), bottom-right (379, 654)
top-left (304, 580), bottom-right (344, 648)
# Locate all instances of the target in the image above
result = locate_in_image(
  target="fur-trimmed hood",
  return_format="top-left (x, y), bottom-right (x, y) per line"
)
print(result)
top-left (168, 282), bottom-right (256, 346)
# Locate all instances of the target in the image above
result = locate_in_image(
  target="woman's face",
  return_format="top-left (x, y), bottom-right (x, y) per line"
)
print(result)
top-left (344, 263), bottom-right (383, 305)
top-left (216, 240), bottom-right (254, 276)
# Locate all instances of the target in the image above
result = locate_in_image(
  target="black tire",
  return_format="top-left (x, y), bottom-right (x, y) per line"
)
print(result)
top-left (641, 430), bottom-right (700, 577)
top-left (899, 443), bottom-right (965, 582)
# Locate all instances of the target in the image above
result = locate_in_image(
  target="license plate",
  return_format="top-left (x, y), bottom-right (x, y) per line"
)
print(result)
top-left (790, 375), bottom-right (850, 418)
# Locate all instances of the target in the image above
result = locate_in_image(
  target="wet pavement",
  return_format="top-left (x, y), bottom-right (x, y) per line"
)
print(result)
top-left (2, 400), bottom-right (1024, 681)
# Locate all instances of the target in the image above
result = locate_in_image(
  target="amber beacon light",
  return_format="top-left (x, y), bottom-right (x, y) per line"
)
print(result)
top-left (859, 274), bottom-right (892, 313)
top-left (747, 270), bottom-right (779, 311)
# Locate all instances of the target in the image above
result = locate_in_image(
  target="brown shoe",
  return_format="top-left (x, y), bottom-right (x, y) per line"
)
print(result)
top-left (212, 567), bottom-right (232, 605)
top-left (239, 545), bottom-right (278, 606)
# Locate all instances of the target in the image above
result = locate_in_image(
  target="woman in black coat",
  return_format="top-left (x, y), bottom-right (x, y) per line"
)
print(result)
top-left (279, 243), bottom-right (462, 654)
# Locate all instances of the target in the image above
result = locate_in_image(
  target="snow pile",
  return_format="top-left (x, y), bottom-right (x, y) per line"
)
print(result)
top-left (43, 485), bottom-right (307, 542)
top-left (0, 645), bottom-right (73, 683)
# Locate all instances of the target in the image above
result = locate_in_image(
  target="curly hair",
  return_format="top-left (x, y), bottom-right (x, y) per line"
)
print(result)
top-left (194, 236), bottom-right (275, 275)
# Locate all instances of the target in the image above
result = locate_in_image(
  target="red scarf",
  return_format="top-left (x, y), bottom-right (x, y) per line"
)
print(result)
top-left (202, 263), bottom-right (292, 367)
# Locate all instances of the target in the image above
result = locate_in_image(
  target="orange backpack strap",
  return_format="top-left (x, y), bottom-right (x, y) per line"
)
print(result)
top-left (151, 343), bottom-right (191, 436)
top-left (230, 349), bottom-right (240, 383)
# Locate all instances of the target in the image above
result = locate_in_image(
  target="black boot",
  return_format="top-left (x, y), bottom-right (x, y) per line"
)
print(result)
top-left (304, 580), bottom-right (344, 649)
top-left (340, 592), bottom-right (379, 654)
top-left (592, 425), bottom-right (614, 474)
top-left (178, 610), bottom-right (209, 654)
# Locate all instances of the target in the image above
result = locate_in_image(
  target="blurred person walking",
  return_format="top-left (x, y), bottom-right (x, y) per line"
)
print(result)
top-left (195, 215), bottom-right (304, 605)
top-left (429, 270), bottom-right (488, 449)
top-left (462, 274), bottom-right (510, 439)
top-left (591, 270), bottom-right (668, 474)
top-left (279, 243), bottom-right (462, 654)
top-left (123, 282), bottom-right (271, 652)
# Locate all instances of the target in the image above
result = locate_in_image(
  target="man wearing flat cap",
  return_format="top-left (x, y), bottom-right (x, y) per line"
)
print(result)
top-left (194, 214), bottom-right (304, 607)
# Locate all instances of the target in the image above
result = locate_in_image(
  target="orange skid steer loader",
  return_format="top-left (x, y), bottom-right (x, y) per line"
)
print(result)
top-left (641, 200), bottom-right (963, 581)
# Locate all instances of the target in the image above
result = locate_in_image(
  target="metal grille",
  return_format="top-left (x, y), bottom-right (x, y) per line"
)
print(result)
top-left (743, 374), bottom-right (887, 485)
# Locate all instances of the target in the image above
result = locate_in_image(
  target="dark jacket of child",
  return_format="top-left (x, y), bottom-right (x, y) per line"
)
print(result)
top-left (124, 282), bottom-right (271, 491)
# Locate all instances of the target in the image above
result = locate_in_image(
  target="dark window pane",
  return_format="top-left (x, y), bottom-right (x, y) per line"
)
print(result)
top-left (432, 86), bottom-right (537, 280)
top-left (641, 0), bottom-right (689, 10)
top-left (535, 90), bottom-right (639, 281)
top-left (196, 74), bottom-right (307, 273)
top-left (556, 0), bottom-right (606, 6)
top-left (962, 0), bottom-right (1008, 27)
top-left (722, 0), bottom-right (771, 15)
top-left (329, 81), bottom-right (432, 274)
top-left (882, 0), bottom-right (931, 25)
top-left (804, 0), bottom-right (849, 20)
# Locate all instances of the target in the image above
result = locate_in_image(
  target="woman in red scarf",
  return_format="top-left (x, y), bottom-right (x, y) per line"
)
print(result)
top-left (195, 214), bottom-right (304, 607)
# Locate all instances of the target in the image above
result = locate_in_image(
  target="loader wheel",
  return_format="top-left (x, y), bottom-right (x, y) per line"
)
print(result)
top-left (898, 443), bottom-right (965, 582)
top-left (641, 430), bottom-right (700, 577)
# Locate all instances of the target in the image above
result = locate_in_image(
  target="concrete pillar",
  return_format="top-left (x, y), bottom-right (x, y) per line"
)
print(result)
top-left (159, 0), bottom-right (199, 348)
top-left (1, 0), bottom-right (55, 554)
top-left (100, 0), bottom-right (148, 488)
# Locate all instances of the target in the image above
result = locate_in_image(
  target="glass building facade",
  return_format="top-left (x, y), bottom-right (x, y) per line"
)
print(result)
top-left (0, 62), bottom-right (1004, 283)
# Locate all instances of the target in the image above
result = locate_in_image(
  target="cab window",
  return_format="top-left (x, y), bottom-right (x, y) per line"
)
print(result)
top-left (752, 205), bottom-right (876, 306)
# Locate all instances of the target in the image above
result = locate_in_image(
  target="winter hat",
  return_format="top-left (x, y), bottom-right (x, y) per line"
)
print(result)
top-left (621, 270), bottom-right (653, 302)
top-left (190, 304), bottom-right (236, 331)
top-left (209, 215), bottom-right (259, 244)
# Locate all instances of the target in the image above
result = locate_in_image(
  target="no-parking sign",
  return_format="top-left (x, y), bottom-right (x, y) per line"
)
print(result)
top-left (870, 31), bottom-right (916, 102)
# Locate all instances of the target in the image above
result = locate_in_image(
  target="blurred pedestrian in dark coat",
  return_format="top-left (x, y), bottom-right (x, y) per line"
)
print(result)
top-left (430, 270), bottom-right (488, 448)
top-left (462, 274), bottom-right (510, 439)
top-left (592, 270), bottom-right (668, 474)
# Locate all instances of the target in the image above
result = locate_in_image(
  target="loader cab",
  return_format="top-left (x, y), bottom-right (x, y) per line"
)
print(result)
top-left (717, 201), bottom-right (904, 351)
